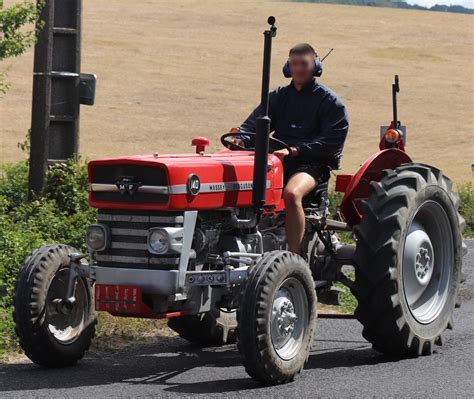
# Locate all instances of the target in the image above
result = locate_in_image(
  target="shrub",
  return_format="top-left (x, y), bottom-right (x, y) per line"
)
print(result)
top-left (457, 182), bottom-right (474, 238)
top-left (0, 158), bottom-right (96, 357)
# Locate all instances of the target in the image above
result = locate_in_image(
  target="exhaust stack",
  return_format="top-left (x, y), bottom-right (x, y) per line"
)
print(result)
top-left (252, 16), bottom-right (277, 212)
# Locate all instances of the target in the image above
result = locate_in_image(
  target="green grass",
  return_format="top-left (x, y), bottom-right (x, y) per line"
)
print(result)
top-left (335, 272), bottom-right (358, 314)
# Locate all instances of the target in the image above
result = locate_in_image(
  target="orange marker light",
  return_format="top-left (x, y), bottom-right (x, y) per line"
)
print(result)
top-left (384, 129), bottom-right (400, 143)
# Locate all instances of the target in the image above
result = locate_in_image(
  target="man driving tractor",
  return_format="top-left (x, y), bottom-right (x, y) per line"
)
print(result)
top-left (234, 43), bottom-right (349, 254)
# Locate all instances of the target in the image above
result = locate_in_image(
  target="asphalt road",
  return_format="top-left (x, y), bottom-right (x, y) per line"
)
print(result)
top-left (1, 241), bottom-right (473, 398)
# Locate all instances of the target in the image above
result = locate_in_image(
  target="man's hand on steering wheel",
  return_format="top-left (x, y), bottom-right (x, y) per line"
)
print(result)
top-left (273, 147), bottom-right (298, 161)
top-left (229, 137), bottom-right (245, 148)
top-left (221, 132), bottom-right (293, 155)
top-left (273, 148), bottom-right (289, 161)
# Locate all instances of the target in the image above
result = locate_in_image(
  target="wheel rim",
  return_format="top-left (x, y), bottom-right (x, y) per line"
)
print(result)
top-left (45, 268), bottom-right (89, 344)
top-left (402, 200), bottom-right (454, 324)
top-left (270, 277), bottom-right (309, 360)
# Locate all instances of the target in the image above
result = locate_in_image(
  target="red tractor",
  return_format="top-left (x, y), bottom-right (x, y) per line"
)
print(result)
top-left (14, 17), bottom-right (466, 385)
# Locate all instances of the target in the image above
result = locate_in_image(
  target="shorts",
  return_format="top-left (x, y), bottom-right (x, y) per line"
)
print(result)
top-left (283, 161), bottom-right (331, 185)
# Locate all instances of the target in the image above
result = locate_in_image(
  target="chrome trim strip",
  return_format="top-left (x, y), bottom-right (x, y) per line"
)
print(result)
top-left (98, 214), bottom-right (149, 223)
top-left (96, 254), bottom-right (179, 265)
top-left (139, 185), bottom-right (169, 195)
top-left (111, 242), bottom-right (148, 250)
top-left (150, 257), bottom-right (180, 265)
top-left (149, 215), bottom-right (184, 224)
top-left (169, 180), bottom-right (271, 194)
top-left (98, 214), bottom-right (183, 224)
top-left (96, 254), bottom-right (148, 264)
top-left (90, 183), bottom-right (168, 194)
top-left (91, 180), bottom-right (271, 195)
top-left (111, 228), bottom-right (148, 236)
top-left (90, 183), bottom-right (118, 192)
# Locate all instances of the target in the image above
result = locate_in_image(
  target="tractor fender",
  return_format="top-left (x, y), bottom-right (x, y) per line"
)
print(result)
top-left (339, 149), bottom-right (412, 227)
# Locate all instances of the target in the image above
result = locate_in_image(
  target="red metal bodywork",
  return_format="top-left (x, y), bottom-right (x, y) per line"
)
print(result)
top-left (88, 144), bottom-right (412, 227)
top-left (338, 149), bottom-right (412, 226)
top-left (95, 284), bottom-right (186, 319)
top-left (88, 149), bottom-right (284, 211)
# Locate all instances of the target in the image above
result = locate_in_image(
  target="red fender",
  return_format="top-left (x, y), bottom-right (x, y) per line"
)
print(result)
top-left (339, 149), bottom-right (412, 227)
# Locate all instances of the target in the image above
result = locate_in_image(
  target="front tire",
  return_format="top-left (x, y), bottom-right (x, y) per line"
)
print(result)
top-left (13, 244), bottom-right (96, 367)
top-left (352, 163), bottom-right (465, 357)
top-left (237, 251), bottom-right (317, 385)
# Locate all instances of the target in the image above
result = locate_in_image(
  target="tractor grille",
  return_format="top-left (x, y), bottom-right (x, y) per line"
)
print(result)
top-left (95, 209), bottom-right (183, 270)
top-left (90, 164), bottom-right (168, 203)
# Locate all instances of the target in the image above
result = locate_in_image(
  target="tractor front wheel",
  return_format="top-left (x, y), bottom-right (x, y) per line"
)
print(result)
top-left (237, 251), bottom-right (317, 385)
top-left (352, 163), bottom-right (465, 357)
top-left (13, 244), bottom-right (96, 367)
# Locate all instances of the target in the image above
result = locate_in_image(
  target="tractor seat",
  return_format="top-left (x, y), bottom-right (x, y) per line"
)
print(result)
top-left (302, 180), bottom-right (329, 209)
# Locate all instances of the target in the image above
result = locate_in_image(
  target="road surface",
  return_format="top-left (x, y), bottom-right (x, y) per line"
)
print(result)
top-left (1, 241), bottom-right (473, 398)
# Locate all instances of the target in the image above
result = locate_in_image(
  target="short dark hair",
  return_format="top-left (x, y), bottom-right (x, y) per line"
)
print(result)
top-left (289, 43), bottom-right (317, 58)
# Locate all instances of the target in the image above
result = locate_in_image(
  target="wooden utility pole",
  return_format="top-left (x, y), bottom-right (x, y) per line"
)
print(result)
top-left (28, 0), bottom-right (95, 198)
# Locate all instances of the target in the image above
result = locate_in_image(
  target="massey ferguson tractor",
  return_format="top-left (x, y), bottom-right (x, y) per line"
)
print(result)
top-left (14, 17), bottom-right (466, 385)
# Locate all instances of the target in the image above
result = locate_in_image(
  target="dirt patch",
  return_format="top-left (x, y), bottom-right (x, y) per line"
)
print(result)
top-left (1, 0), bottom-right (473, 183)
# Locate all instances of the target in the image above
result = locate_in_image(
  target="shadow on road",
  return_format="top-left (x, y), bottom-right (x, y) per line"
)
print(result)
top-left (0, 334), bottom-right (396, 395)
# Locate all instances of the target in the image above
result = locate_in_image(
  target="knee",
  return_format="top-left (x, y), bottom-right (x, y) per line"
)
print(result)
top-left (283, 187), bottom-right (303, 206)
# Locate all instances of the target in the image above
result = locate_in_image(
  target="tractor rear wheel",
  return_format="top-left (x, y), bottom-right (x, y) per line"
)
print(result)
top-left (13, 244), bottom-right (96, 367)
top-left (237, 251), bottom-right (317, 385)
top-left (168, 307), bottom-right (237, 346)
top-left (352, 163), bottom-right (465, 357)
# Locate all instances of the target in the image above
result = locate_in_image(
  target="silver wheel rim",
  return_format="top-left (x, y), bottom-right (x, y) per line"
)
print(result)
top-left (402, 200), bottom-right (454, 324)
top-left (270, 277), bottom-right (308, 360)
top-left (45, 268), bottom-right (88, 344)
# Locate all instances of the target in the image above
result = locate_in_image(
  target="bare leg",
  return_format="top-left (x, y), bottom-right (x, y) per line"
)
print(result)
top-left (283, 172), bottom-right (318, 254)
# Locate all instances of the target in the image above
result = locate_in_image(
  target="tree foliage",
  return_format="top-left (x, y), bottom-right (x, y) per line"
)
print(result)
top-left (0, 0), bottom-right (43, 94)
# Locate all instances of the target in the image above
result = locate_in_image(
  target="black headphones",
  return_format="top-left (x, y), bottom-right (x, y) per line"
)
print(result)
top-left (282, 44), bottom-right (323, 78)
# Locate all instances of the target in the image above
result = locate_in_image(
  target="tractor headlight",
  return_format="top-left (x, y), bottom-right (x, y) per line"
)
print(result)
top-left (86, 224), bottom-right (109, 252)
top-left (148, 227), bottom-right (184, 254)
top-left (148, 228), bottom-right (169, 254)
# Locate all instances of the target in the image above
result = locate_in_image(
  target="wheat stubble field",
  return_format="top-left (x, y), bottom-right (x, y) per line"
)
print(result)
top-left (1, 0), bottom-right (473, 182)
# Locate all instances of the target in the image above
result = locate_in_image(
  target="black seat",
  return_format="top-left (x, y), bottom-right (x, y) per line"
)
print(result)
top-left (302, 180), bottom-right (329, 209)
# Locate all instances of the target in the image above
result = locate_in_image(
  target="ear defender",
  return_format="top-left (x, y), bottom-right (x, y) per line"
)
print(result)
top-left (282, 58), bottom-right (323, 78)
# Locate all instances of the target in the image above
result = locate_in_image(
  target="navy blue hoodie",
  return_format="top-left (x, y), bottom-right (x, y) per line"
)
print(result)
top-left (238, 77), bottom-right (349, 170)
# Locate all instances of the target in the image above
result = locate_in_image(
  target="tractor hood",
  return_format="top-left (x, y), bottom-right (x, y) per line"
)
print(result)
top-left (88, 149), bottom-right (284, 211)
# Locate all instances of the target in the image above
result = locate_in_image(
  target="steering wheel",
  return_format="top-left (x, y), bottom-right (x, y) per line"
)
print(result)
top-left (220, 132), bottom-right (292, 153)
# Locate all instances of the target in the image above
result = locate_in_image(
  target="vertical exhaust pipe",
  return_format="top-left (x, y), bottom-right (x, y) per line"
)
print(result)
top-left (252, 16), bottom-right (277, 212)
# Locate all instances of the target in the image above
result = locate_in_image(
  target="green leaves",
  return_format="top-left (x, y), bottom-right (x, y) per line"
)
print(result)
top-left (0, 0), bottom-right (43, 60)
top-left (0, 158), bottom-right (96, 356)
top-left (0, 0), bottom-right (44, 94)
top-left (457, 182), bottom-right (474, 237)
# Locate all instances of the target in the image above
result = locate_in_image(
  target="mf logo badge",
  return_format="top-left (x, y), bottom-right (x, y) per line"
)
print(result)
top-left (116, 176), bottom-right (141, 196)
top-left (187, 174), bottom-right (201, 196)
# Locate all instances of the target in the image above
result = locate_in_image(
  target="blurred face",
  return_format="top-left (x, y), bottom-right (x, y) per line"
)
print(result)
top-left (289, 52), bottom-right (315, 86)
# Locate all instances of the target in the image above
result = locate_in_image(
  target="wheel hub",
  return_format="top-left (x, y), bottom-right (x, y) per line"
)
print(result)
top-left (46, 269), bottom-right (88, 344)
top-left (402, 201), bottom-right (454, 324)
top-left (276, 299), bottom-right (298, 337)
top-left (414, 246), bottom-right (433, 285)
top-left (270, 278), bottom-right (309, 360)
top-left (405, 225), bottom-right (434, 287)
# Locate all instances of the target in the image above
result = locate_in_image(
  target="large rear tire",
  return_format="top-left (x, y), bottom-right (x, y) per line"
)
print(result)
top-left (13, 244), bottom-right (96, 367)
top-left (352, 163), bottom-right (465, 357)
top-left (237, 251), bottom-right (317, 385)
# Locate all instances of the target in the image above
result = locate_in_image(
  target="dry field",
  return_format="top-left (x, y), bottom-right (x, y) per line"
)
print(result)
top-left (1, 0), bottom-right (473, 183)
